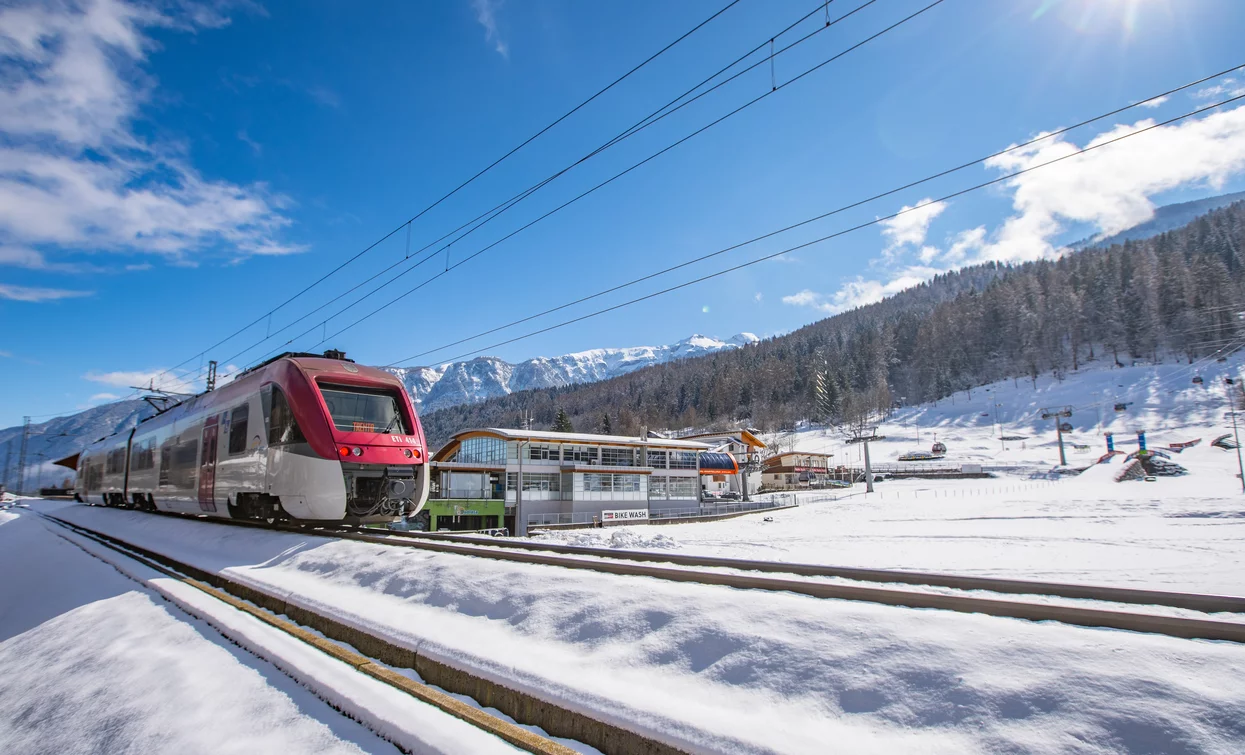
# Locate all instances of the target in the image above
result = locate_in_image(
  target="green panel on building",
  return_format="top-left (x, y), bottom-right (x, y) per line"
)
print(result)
top-left (425, 498), bottom-right (506, 532)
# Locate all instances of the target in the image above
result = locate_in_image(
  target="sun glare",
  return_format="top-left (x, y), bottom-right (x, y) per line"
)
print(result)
top-left (1032, 0), bottom-right (1166, 38)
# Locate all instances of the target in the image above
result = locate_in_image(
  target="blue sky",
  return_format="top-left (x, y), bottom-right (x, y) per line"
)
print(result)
top-left (3, 0), bottom-right (1245, 429)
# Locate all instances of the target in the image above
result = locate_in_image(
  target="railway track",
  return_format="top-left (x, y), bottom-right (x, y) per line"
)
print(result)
top-left (70, 504), bottom-right (1245, 644)
top-left (37, 511), bottom-right (675, 755)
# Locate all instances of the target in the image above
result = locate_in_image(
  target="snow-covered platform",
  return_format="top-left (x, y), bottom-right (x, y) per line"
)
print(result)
top-left (19, 499), bottom-right (1245, 754)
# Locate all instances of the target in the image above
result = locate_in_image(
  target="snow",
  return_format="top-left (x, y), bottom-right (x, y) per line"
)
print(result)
top-left (0, 511), bottom-right (392, 754)
top-left (40, 500), bottom-right (1245, 754)
top-left (0, 508), bottom-right (534, 754)
top-left (384, 332), bottom-right (751, 412)
top-left (596, 359), bottom-right (1241, 594)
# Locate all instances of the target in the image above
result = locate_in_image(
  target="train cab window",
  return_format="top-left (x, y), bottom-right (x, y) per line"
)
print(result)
top-left (319, 384), bottom-right (410, 434)
top-left (267, 386), bottom-right (306, 446)
top-left (228, 405), bottom-right (249, 455)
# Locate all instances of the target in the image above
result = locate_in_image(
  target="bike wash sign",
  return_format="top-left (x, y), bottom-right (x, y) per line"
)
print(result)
top-left (601, 509), bottom-right (649, 523)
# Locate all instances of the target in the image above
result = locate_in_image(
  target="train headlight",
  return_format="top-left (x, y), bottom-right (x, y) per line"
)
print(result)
top-left (351, 447), bottom-right (363, 457)
top-left (402, 448), bottom-right (413, 458)
top-left (338, 446), bottom-right (350, 458)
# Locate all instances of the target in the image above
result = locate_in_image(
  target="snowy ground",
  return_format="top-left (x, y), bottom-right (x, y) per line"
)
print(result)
top-left (0, 508), bottom-right (536, 755)
top-left (541, 448), bottom-right (1245, 595)
top-left (25, 500), bottom-right (1245, 754)
top-left (536, 359), bottom-right (1245, 596)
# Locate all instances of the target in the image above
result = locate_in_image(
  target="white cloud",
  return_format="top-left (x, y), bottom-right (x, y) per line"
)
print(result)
top-left (0, 0), bottom-right (301, 285)
top-left (1137, 95), bottom-right (1168, 109)
top-left (1193, 78), bottom-right (1245, 101)
top-left (0, 282), bottom-right (91, 301)
top-left (977, 103), bottom-right (1245, 263)
top-left (879, 198), bottom-right (945, 252)
top-left (783, 267), bottom-right (940, 315)
top-left (88, 392), bottom-right (121, 402)
top-left (785, 100), bottom-right (1245, 321)
top-left (237, 128), bottom-right (262, 156)
top-left (471, 0), bottom-right (509, 58)
top-left (754, 292), bottom-right (763, 303)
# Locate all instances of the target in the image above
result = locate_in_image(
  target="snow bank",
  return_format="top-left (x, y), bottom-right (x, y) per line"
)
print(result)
top-left (47, 502), bottom-right (1245, 754)
top-left (534, 529), bottom-right (681, 550)
top-left (0, 512), bottom-right (390, 754)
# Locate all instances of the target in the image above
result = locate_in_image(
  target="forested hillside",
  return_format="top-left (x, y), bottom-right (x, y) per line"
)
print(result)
top-left (421, 201), bottom-right (1245, 446)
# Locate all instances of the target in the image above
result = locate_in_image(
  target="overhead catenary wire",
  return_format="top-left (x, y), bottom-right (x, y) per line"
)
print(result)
top-left (125, 0), bottom-right (745, 393)
top-left (384, 93), bottom-right (1245, 372)
top-left (176, 0), bottom-right (877, 387)
top-left (382, 66), bottom-right (1245, 368)
top-left (214, 0), bottom-right (948, 380)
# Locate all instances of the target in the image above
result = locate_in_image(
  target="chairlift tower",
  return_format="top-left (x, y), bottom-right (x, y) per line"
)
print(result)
top-left (846, 430), bottom-right (886, 494)
top-left (1040, 406), bottom-right (1073, 467)
top-left (1225, 377), bottom-right (1245, 493)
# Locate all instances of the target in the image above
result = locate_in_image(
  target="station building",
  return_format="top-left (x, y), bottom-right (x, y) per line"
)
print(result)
top-left (429, 428), bottom-right (735, 532)
top-left (760, 451), bottom-right (835, 489)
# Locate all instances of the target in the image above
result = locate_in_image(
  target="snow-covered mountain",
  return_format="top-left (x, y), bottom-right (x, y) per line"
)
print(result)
top-left (386, 333), bottom-right (759, 413)
top-left (1070, 191), bottom-right (1245, 250)
top-left (0, 398), bottom-right (154, 491)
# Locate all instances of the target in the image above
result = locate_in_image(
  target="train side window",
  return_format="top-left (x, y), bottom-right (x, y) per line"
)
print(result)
top-left (268, 386), bottom-right (306, 446)
top-left (228, 405), bottom-right (249, 455)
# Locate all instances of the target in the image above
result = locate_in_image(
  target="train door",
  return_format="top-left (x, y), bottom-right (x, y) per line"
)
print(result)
top-left (198, 415), bottom-right (219, 512)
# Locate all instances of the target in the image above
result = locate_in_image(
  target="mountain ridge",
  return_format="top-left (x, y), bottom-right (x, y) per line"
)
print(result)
top-left (385, 333), bottom-right (759, 413)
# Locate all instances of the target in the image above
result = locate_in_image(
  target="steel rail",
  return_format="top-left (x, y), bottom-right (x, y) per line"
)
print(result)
top-left (40, 512), bottom-right (684, 755)
top-left (77, 505), bottom-right (1245, 642)
top-left (341, 525), bottom-right (1245, 615)
top-left (38, 513), bottom-right (581, 755)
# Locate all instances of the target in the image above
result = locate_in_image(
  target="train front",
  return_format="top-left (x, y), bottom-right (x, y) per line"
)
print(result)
top-left (276, 356), bottom-right (430, 523)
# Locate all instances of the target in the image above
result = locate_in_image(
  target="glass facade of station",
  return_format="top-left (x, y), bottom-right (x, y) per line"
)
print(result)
top-left (432, 432), bottom-right (711, 523)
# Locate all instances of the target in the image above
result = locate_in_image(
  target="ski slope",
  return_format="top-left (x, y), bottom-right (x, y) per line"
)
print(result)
top-left (541, 356), bottom-right (1245, 595)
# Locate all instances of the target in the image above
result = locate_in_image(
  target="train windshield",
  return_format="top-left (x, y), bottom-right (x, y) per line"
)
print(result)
top-left (319, 385), bottom-right (411, 434)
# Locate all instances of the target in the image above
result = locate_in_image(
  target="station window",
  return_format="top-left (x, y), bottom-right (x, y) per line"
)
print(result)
top-left (668, 451), bottom-right (698, 469)
top-left (646, 449), bottom-right (667, 469)
top-left (564, 445), bottom-right (597, 464)
top-left (527, 444), bottom-right (560, 462)
top-left (453, 436), bottom-right (507, 465)
top-left (599, 447), bottom-right (637, 467)
top-left (228, 405), bottom-right (249, 455)
top-left (521, 473), bottom-right (560, 491)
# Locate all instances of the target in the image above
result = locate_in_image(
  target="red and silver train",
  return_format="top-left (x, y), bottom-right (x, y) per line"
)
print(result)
top-left (76, 351), bottom-right (429, 523)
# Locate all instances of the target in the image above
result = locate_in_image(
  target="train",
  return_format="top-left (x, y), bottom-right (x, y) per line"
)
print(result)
top-left (75, 351), bottom-right (430, 524)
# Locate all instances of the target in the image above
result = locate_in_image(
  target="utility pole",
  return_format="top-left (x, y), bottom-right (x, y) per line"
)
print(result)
top-left (2, 440), bottom-right (11, 492)
top-left (16, 416), bottom-right (30, 495)
top-left (514, 440), bottom-right (530, 537)
top-left (1040, 406), bottom-right (1073, 467)
top-left (1225, 378), bottom-right (1245, 493)
top-left (846, 429), bottom-right (886, 494)
top-left (205, 360), bottom-right (218, 392)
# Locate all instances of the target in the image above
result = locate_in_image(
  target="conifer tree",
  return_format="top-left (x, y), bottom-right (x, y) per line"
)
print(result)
top-left (552, 408), bottom-right (574, 433)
